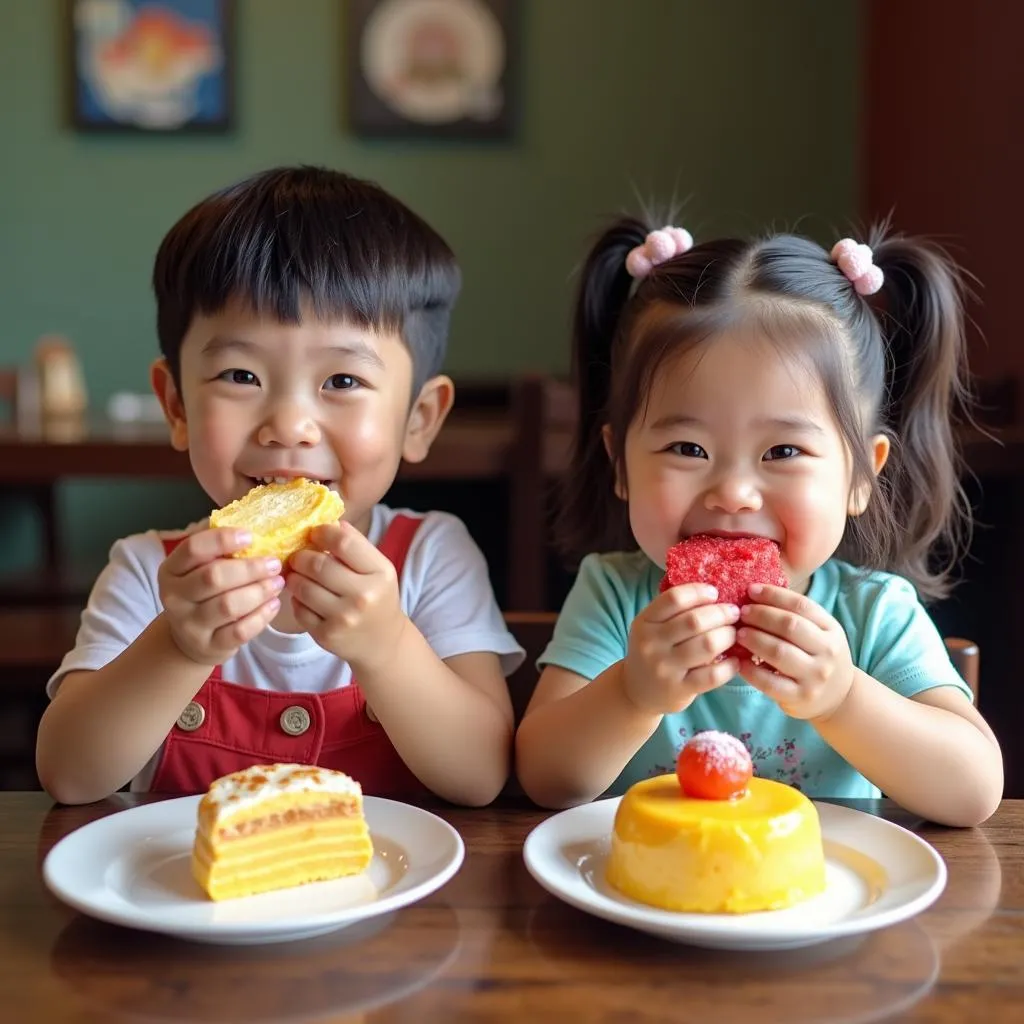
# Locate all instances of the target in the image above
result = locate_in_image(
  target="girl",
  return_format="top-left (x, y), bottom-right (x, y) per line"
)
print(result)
top-left (515, 218), bottom-right (1002, 826)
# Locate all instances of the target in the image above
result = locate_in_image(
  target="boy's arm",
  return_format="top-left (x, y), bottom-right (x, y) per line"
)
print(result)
top-left (289, 513), bottom-right (525, 805)
top-left (37, 527), bottom-right (282, 804)
top-left (352, 628), bottom-right (514, 806)
top-left (36, 614), bottom-right (211, 803)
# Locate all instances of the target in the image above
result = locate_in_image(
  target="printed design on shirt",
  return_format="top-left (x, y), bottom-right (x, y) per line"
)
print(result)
top-left (650, 726), bottom-right (824, 791)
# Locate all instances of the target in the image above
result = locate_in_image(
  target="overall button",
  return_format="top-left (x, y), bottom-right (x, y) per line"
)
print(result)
top-left (280, 705), bottom-right (311, 736)
top-left (177, 701), bottom-right (205, 732)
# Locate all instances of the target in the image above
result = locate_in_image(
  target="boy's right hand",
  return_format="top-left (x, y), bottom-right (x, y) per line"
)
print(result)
top-left (623, 584), bottom-right (740, 715)
top-left (157, 529), bottom-right (285, 666)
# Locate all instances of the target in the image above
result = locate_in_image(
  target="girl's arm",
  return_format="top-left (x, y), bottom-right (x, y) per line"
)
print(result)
top-left (516, 585), bottom-right (740, 809)
top-left (514, 662), bottom-right (662, 809)
top-left (813, 673), bottom-right (1002, 826)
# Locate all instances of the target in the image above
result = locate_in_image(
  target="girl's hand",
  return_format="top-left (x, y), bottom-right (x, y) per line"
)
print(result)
top-left (736, 584), bottom-right (855, 720)
top-left (624, 584), bottom-right (740, 715)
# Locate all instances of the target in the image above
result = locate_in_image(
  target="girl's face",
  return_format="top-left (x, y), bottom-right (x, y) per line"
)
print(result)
top-left (616, 330), bottom-right (887, 594)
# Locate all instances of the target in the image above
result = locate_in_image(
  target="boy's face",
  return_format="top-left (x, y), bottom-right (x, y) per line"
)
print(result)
top-left (152, 296), bottom-right (453, 535)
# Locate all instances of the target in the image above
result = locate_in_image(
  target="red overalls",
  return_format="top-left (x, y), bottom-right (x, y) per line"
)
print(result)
top-left (148, 514), bottom-right (427, 799)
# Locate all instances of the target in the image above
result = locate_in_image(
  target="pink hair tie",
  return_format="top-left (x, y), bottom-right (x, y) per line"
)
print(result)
top-left (626, 226), bottom-right (694, 279)
top-left (831, 238), bottom-right (884, 296)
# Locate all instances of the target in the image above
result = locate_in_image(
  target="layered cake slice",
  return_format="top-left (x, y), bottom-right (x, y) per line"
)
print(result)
top-left (191, 764), bottom-right (374, 901)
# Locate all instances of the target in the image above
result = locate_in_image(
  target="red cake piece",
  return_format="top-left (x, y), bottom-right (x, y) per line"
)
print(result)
top-left (661, 535), bottom-right (788, 658)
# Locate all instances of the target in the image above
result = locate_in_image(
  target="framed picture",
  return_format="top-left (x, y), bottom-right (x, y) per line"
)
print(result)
top-left (347, 0), bottom-right (518, 140)
top-left (66, 0), bottom-right (235, 133)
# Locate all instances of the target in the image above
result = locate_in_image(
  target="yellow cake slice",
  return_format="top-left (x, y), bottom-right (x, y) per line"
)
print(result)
top-left (191, 764), bottom-right (373, 901)
top-left (209, 478), bottom-right (344, 562)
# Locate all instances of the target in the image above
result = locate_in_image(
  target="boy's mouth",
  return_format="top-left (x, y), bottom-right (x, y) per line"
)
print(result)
top-left (247, 475), bottom-right (340, 493)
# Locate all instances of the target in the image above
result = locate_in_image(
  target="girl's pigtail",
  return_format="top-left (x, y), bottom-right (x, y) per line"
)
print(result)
top-left (869, 230), bottom-right (973, 600)
top-left (556, 217), bottom-right (649, 561)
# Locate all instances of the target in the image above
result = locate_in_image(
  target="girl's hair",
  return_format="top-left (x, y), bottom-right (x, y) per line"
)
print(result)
top-left (557, 216), bottom-right (973, 601)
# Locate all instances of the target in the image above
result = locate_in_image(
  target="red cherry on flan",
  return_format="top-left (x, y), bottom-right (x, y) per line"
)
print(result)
top-left (676, 731), bottom-right (753, 800)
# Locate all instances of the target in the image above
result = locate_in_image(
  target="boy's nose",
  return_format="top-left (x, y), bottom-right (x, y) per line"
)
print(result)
top-left (703, 473), bottom-right (763, 514)
top-left (257, 402), bottom-right (321, 447)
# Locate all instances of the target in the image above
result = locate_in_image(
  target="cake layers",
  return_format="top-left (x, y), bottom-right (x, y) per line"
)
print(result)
top-left (606, 775), bottom-right (826, 913)
top-left (192, 764), bottom-right (373, 901)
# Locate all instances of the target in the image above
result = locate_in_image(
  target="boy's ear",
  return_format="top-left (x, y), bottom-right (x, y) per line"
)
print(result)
top-left (602, 424), bottom-right (627, 500)
top-left (848, 433), bottom-right (890, 516)
top-left (150, 358), bottom-right (189, 452)
top-left (402, 375), bottom-right (455, 464)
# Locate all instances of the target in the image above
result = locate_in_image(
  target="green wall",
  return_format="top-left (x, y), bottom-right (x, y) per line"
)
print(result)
top-left (0, 0), bottom-right (859, 569)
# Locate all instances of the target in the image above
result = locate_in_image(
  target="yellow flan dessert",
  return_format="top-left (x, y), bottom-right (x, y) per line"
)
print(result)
top-left (606, 733), bottom-right (826, 913)
top-left (191, 764), bottom-right (373, 901)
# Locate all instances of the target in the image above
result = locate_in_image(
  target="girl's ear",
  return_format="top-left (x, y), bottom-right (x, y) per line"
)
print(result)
top-left (602, 424), bottom-right (627, 500)
top-left (848, 433), bottom-right (891, 515)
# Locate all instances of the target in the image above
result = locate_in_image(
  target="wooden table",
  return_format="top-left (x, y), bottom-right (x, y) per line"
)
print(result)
top-left (1, 793), bottom-right (1020, 1022)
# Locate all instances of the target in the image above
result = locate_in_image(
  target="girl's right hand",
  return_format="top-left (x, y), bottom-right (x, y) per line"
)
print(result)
top-left (157, 529), bottom-right (285, 666)
top-left (623, 584), bottom-right (740, 715)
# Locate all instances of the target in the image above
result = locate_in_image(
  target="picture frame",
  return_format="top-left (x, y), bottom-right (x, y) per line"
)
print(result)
top-left (347, 0), bottom-right (518, 140)
top-left (66, 0), bottom-right (235, 134)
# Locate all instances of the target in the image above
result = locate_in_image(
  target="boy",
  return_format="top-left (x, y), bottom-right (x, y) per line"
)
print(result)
top-left (36, 166), bottom-right (522, 805)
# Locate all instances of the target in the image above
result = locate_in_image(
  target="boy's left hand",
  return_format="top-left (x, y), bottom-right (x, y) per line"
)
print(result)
top-left (286, 522), bottom-right (407, 671)
top-left (736, 584), bottom-right (855, 721)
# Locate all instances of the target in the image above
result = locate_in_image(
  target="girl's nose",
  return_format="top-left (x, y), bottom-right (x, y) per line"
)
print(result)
top-left (703, 472), bottom-right (763, 514)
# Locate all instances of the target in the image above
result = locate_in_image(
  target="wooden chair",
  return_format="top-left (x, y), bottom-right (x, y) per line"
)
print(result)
top-left (506, 375), bottom-right (575, 611)
top-left (504, 612), bottom-right (981, 721)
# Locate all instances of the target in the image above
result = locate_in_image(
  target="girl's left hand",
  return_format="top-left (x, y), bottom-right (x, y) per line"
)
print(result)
top-left (286, 522), bottom-right (408, 672)
top-left (736, 584), bottom-right (855, 721)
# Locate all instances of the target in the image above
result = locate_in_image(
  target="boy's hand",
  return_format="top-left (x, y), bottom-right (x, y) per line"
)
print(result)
top-left (737, 584), bottom-right (855, 720)
top-left (157, 529), bottom-right (285, 666)
top-left (623, 584), bottom-right (740, 715)
top-left (286, 522), bottom-right (407, 672)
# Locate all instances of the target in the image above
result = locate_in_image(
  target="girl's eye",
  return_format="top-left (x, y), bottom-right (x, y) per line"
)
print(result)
top-left (324, 374), bottom-right (358, 391)
top-left (218, 369), bottom-right (258, 386)
top-left (668, 442), bottom-right (708, 459)
top-left (764, 444), bottom-right (802, 461)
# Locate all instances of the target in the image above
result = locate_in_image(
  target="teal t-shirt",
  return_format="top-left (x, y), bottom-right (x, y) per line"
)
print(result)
top-left (539, 553), bottom-right (973, 798)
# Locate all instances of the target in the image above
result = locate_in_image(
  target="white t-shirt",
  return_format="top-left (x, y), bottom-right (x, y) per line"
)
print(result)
top-left (48, 504), bottom-right (524, 790)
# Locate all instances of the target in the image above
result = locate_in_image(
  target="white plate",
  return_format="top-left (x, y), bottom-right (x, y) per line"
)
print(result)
top-left (523, 798), bottom-right (946, 951)
top-left (43, 795), bottom-right (464, 945)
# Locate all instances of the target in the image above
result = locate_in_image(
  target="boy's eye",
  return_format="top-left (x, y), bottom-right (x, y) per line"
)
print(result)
top-left (764, 444), bottom-right (802, 461)
top-left (324, 374), bottom-right (358, 391)
top-left (668, 442), bottom-right (708, 459)
top-left (218, 368), bottom-right (259, 386)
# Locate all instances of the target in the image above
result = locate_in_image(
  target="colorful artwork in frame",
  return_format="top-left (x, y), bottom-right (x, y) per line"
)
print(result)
top-left (347, 0), bottom-right (518, 139)
top-left (67, 0), bottom-right (234, 133)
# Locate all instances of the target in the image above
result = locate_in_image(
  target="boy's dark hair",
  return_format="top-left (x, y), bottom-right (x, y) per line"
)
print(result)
top-left (558, 216), bottom-right (973, 601)
top-left (153, 165), bottom-right (461, 395)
